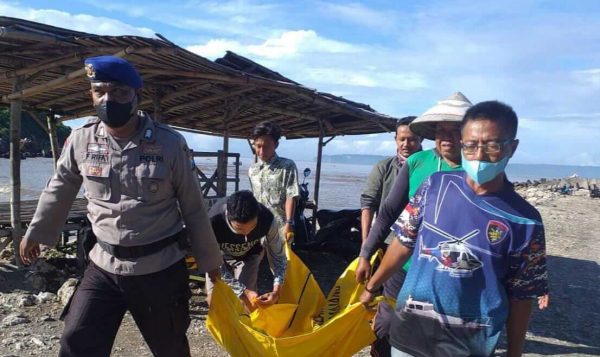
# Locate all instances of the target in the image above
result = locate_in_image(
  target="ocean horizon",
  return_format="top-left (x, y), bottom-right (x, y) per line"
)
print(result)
top-left (1, 157), bottom-right (600, 210)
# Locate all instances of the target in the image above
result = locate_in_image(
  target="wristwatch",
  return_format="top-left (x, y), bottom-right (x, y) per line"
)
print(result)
top-left (285, 219), bottom-right (295, 226)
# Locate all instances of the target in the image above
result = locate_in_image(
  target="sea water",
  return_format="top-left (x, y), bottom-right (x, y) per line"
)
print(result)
top-left (2, 157), bottom-right (600, 210)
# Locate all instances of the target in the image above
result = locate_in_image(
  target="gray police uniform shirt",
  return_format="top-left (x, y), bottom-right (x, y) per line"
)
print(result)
top-left (24, 112), bottom-right (223, 276)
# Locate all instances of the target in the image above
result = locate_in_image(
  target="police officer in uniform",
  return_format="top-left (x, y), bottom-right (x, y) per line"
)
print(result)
top-left (19, 56), bottom-right (223, 357)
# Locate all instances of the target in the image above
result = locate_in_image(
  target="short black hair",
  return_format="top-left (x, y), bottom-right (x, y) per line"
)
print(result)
top-left (252, 121), bottom-right (282, 142)
top-left (396, 116), bottom-right (417, 129)
top-left (461, 101), bottom-right (518, 139)
top-left (226, 190), bottom-right (259, 223)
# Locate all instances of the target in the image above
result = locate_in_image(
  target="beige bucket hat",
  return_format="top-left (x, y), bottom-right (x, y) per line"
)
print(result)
top-left (409, 91), bottom-right (472, 140)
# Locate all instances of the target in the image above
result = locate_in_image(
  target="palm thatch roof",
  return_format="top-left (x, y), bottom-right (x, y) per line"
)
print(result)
top-left (0, 16), bottom-right (398, 139)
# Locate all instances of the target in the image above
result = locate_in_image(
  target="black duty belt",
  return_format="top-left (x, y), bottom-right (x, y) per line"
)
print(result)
top-left (96, 230), bottom-right (188, 259)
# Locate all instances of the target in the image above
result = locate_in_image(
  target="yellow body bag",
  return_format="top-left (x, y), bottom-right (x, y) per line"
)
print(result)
top-left (206, 246), bottom-right (381, 357)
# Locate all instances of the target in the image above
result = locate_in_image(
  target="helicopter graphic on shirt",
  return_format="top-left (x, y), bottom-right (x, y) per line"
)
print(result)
top-left (419, 221), bottom-right (501, 278)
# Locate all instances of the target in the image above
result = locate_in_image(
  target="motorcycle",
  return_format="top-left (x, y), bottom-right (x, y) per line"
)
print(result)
top-left (292, 168), bottom-right (315, 248)
top-left (292, 167), bottom-right (362, 261)
top-left (313, 208), bottom-right (362, 262)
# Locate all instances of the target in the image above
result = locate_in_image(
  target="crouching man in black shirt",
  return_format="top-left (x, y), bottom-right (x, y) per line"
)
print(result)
top-left (206, 190), bottom-right (287, 312)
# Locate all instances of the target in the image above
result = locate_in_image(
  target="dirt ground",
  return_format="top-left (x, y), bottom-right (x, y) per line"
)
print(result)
top-left (1, 195), bottom-right (600, 357)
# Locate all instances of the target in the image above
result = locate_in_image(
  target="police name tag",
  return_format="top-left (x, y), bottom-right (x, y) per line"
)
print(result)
top-left (87, 166), bottom-right (104, 177)
top-left (86, 143), bottom-right (110, 163)
top-left (87, 143), bottom-right (108, 154)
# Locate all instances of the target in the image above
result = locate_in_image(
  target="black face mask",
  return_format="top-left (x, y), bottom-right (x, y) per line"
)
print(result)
top-left (95, 100), bottom-right (134, 128)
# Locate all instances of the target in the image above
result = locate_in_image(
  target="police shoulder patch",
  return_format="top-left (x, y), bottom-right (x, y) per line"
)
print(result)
top-left (486, 220), bottom-right (509, 244)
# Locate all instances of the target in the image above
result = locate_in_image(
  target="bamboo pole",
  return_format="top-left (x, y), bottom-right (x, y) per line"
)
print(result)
top-left (47, 111), bottom-right (60, 169)
top-left (24, 110), bottom-right (49, 135)
top-left (1, 52), bottom-right (83, 80)
top-left (139, 69), bottom-right (395, 129)
top-left (36, 90), bottom-right (88, 108)
top-left (0, 27), bottom-right (63, 43)
top-left (58, 83), bottom-right (215, 119)
top-left (312, 123), bottom-right (324, 234)
top-left (9, 80), bottom-right (23, 266)
top-left (163, 87), bottom-right (253, 114)
top-left (3, 45), bottom-right (177, 58)
top-left (216, 98), bottom-right (244, 196)
top-left (1, 46), bottom-right (140, 103)
top-left (218, 129), bottom-right (229, 196)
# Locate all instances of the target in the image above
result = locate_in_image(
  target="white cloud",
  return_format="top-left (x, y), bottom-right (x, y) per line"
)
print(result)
top-left (187, 39), bottom-right (244, 59)
top-left (303, 67), bottom-right (427, 90)
top-left (80, 0), bottom-right (280, 38)
top-left (246, 30), bottom-right (363, 59)
top-left (187, 30), bottom-right (427, 90)
top-left (187, 30), bottom-right (363, 60)
top-left (318, 2), bottom-right (396, 30)
top-left (0, 2), bottom-right (155, 37)
top-left (571, 68), bottom-right (600, 87)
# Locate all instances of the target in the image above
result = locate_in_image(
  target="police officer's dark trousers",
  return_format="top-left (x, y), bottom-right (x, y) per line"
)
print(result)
top-left (59, 259), bottom-right (191, 357)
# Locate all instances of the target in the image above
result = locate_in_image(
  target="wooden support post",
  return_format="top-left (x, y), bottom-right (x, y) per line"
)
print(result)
top-left (217, 99), bottom-right (243, 196)
top-left (247, 139), bottom-right (256, 162)
top-left (312, 129), bottom-right (324, 233)
top-left (47, 111), bottom-right (60, 169)
top-left (217, 128), bottom-right (230, 196)
top-left (9, 80), bottom-right (23, 266)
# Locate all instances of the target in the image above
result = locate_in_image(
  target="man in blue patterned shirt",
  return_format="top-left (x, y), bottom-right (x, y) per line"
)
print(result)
top-left (360, 101), bottom-right (548, 357)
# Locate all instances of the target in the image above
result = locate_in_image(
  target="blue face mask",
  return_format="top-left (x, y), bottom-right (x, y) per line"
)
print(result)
top-left (461, 152), bottom-right (509, 185)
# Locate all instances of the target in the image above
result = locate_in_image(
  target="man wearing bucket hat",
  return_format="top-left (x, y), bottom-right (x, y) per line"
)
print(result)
top-left (19, 56), bottom-right (223, 357)
top-left (360, 100), bottom-right (548, 357)
top-left (356, 92), bottom-right (471, 357)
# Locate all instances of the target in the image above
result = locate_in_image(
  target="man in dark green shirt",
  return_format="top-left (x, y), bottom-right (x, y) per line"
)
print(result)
top-left (360, 116), bottom-right (422, 248)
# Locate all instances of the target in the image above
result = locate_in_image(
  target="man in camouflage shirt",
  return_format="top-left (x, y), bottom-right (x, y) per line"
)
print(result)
top-left (249, 121), bottom-right (299, 241)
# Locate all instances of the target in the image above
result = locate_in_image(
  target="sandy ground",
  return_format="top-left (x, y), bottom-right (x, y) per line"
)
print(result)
top-left (1, 194), bottom-right (600, 357)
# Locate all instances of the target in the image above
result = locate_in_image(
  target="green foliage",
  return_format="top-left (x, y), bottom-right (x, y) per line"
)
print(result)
top-left (0, 107), bottom-right (72, 154)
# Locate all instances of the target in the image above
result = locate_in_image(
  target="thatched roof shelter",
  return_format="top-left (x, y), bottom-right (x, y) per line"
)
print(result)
top-left (1, 16), bottom-right (403, 265)
top-left (0, 16), bottom-right (398, 139)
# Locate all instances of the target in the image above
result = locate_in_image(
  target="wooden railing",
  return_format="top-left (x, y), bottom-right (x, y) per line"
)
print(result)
top-left (192, 150), bottom-right (241, 199)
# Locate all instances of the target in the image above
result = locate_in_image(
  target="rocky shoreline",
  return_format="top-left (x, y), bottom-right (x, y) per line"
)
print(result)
top-left (1, 181), bottom-right (600, 356)
top-left (514, 177), bottom-right (600, 206)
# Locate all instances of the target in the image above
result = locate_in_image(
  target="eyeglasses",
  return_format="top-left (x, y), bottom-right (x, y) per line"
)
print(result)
top-left (461, 139), bottom-right (513, 155)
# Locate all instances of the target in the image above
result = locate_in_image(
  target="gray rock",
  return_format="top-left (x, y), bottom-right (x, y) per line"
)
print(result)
top-left (9, 332), bottom-right (28, 338)
top-left (0, 248), bottom-right (13, 259)
top-left (573, 189), bottom-right (590, 197)
top-left (30, 337), bottom-right (44, 347)
top-left (38, 315), bottom-right (55, 322)
top-left (57, 278), bottom-right (79, 307)
top-left (35, 292), bottom-right (57, 304)
top-left (26, 273), bottom-right (47, 292)
top-left (17, 294), bottom-right (36, 308)
top-left (1, 337), bottom-right (17, 346)
top-left (2, 313), bottom-right (30, 327)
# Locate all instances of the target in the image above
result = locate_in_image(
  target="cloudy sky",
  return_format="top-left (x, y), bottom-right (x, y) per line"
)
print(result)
top-left (3, 0), bottom-right (600, 165)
